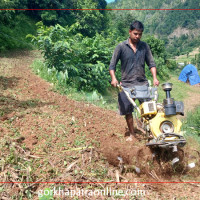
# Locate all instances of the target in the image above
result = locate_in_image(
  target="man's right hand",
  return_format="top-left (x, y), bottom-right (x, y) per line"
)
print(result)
top-left (109, 70), bottom-right (118, 87)
top-left (111, 79), bottom-right (119, 87)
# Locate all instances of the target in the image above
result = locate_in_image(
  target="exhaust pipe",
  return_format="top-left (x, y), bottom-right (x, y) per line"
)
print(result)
top-left (162, 83), bottom-right (176, 116)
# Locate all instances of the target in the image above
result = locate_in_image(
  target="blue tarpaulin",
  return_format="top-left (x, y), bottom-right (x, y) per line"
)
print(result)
top-left (178, 64), bottom-right (200, 85)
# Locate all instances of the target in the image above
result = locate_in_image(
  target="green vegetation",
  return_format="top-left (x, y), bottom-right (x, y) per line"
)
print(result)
top-left (1, 0), bottom-right (199, 108)
top-left (1, 0), bottom-right (200, 58)
top-left (31, 59), bottom-right (118, 110)
top-left (31, 59), bottom-right (193, 115)
top-left (28, 22), bottom-right (173, 94)
top-left (28, 22), bottom-right (115, 93)
top-left (192, 52), bottom-right (200, 70)
top-left (182, 106), bottom-right (200, 143)
top-left (157, 76), bottom-right (192, 102)
top-left (109, 0), bottom-right (200, 58)
top-left (0, 0), bottom-right (107, 28)
top-left (0, 0), bottom-right (108, 52)
top-left (0, 13), bottom-right (36, 51)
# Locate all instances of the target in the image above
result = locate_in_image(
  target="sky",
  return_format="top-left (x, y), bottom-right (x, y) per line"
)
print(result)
top-left (106, 0), bottom-right (115, 3)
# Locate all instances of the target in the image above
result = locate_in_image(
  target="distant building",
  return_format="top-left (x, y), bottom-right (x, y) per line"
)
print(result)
top-left (178, 62), bottom-right (184, 66)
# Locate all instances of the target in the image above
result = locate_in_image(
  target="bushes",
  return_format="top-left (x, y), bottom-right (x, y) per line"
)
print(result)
top-left (143, 36), bottom-right (166, 59)
top-left (143, 36), bottom-right (171, 81)
top-left (28, 22), bottom-right (116, 93)
top-left (31, 59), bottom-right (109, 108)
top-left (144, 56), bottom-right (170, 82)
top-left (29, 21), bottom-right (173, 93)
top-left (0, 13), bottom-right (36, 52)
top-left (191, 53), bottom-right (200, 70)
top-left (182, 106), bottom-right (200, 137)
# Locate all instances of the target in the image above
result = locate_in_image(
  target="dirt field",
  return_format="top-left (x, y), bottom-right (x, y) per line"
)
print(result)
top-left (0, 51), bottom-right (200, 199)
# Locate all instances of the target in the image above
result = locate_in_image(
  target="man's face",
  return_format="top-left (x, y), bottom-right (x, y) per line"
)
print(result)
top-left (129, 29), bottom-right (143, 43)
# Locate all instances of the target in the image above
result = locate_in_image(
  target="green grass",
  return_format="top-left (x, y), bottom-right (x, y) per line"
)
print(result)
top-left (174, 56), bottom-right (193, 64)
top-left (31, 59), bottom-right (119, 111)
top-left (182, 106), bottom-right (200, 145)
top-left (31, 59), bottom-right (196, 113)
top-left (157, 76), bottom-right (192, 102)
top-left (172, 47), bottom-right (200, 68)
top-left (0, 14), bottom-right (37, 52)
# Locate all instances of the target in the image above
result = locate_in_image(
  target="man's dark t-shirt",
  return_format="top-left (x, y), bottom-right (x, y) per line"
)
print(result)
top-left (109, 39), bottom-right (156, 87)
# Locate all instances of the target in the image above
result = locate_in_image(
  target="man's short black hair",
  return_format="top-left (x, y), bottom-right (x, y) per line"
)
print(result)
top-left (130, 21), bottom-right (144, 31)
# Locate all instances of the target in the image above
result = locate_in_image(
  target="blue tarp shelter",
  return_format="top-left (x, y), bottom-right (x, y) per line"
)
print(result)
top-left (178, 64), bottom-right (200, 85)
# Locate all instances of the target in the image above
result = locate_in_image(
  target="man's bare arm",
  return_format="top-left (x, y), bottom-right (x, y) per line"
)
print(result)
top-left (109, 70), bottom-right (118, 87)
top-left (150, 67), bottom-right (159, 86)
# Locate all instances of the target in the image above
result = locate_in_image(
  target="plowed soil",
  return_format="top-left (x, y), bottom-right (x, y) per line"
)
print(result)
top-left (0, 50), bottom-right (200, 199)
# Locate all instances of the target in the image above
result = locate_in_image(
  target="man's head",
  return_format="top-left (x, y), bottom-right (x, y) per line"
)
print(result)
top-left (129, 20), bottom-right (144, 32)
top-left (129, 21), bottom-right (144, 44)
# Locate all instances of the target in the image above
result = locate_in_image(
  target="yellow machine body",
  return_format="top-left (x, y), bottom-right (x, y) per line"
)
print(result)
top-left (149, 112), bottom-right (182, 139)
top-left (139, 101), bottom-right (157, 117)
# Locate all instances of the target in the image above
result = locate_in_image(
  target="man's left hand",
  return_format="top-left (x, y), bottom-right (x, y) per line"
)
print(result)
top-left (153, 78), bottom-right (160, 86)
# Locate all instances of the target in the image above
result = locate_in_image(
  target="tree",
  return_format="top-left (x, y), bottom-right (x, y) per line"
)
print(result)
top-left (0, 0), bottom-right (16, 24)
top-left (74, 0), bottom-right (107, 37)
top-left (143, 36), bottom-right (165, 58)
top-left (13, 0), bottom-right (76, 26)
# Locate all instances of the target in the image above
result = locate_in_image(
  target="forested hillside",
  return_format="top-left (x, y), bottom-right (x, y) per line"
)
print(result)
top-left (1, 0), bottom-right (200, 57)
top-left (2, 0), bottom-right (199, 92)
top-left (0, 0), bottom-right (108, 51)
top-left (109, 0), bottom-right (200, 57)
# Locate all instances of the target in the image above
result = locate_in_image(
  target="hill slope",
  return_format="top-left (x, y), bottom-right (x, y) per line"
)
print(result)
top-left (0, 51), bottom-right (200, 199)
top-left (109, 0), bottom-right (200, 56)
